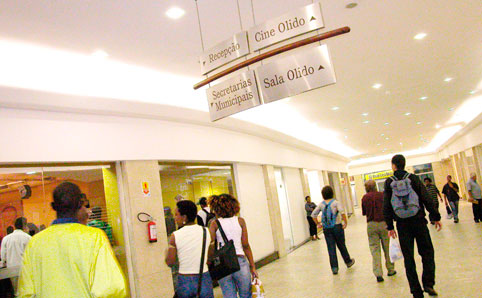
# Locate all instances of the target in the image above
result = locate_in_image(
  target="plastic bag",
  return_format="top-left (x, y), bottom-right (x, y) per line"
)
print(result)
top-left (389, 237), bottom-right (404, 263)
top-left (251, 278), bottom-right (266, 298)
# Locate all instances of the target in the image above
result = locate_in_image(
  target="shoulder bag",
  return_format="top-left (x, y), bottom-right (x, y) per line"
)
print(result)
top-left (208, 219), bottom-right (240, 281)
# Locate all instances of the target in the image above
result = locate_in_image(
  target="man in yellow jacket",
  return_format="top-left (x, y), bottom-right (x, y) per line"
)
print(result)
top-left (18, 182), bottom-right (127, 298)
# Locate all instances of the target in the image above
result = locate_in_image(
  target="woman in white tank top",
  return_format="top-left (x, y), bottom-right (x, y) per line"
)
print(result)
top-left (165, 200), bottom-right (214, 298)
top-left (208, 194), bottom-right (258, 298)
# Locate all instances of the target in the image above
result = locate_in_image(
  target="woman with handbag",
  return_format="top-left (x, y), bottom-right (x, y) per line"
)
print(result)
top-left (208, 194), bottom-right (258, 298)
top-left (165, 200), bottom-right (214, 298)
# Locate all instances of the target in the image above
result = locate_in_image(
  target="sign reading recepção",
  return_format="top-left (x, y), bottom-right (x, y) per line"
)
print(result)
top-left (206, 70), bottom-right (261, 121)
top-left (255, 44), bottom-right (336, 103)
top-left (200, 31), bottom-right (250, 75)
top-left (248, 2), bottom-right (324, 52)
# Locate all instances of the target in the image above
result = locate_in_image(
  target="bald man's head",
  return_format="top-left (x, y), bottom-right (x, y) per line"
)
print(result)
top-left (365, 180), bottom-right (377, 193)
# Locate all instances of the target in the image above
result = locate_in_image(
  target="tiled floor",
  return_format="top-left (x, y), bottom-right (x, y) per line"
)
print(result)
top-left (215, 201), bottom-right (482, 297)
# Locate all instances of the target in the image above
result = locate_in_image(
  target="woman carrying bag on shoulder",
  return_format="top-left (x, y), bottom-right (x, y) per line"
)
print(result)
top-left (165, 200), bottom-right (214, 298)
top-left (209, 194), bottom-right (258, 298)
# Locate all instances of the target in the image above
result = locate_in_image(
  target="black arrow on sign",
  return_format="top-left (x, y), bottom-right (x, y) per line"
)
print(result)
top-left (310, 16), bottom-right (316, 22)
top-left (318, 65), bottom-right (324, 70)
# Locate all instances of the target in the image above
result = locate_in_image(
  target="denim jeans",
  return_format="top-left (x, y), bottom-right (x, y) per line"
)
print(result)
top-left (176, 272), bottom-right (214, 298)
top-left (449, 200), bottom-right (459, 220)
top-left (219, 256), bottom-right (252, 298)
top-left (323, 224), bottom-right (352, 270)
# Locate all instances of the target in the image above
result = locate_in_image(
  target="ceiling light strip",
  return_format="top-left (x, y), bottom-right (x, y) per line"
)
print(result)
top-left (193, 26), bottom-right (351, 90)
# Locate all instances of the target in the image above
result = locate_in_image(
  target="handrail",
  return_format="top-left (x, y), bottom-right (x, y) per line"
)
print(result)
top-left (193, 26), bottom-right (350, 90)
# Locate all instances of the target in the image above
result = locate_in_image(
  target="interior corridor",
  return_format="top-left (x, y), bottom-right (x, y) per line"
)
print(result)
top-left (214, 202), bottom-right (482, 297)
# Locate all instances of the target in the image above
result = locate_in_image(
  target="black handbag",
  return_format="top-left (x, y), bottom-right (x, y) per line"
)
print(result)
top-left (208, 219), bottom-right (240, 281)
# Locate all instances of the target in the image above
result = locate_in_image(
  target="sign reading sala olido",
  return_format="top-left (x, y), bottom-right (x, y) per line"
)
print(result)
top-left (199, 32), bottom-right (250, 75)
top-left (206, 71), bottom-right (261, 121)
top-left (248, 2), bottom-right (324, 51)
top-left (255, 44), bottom-right (336, 103)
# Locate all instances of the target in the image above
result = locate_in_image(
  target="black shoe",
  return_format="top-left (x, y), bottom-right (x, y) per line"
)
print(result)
top-left (413, 294), bottom-right (424, 298)
top-left (424, 287), bottom-right (438, 296)
top-left (454, 218), bottom-right (459, 223)
top-left (387, 270), bottom-right (397, 276)
top-left (475, 220), bottom-right (480, 223)
top-left (332, 268), bottom-right (338, 275)
top-left (346, 258), bottom-right (355, 268)
top-left (376, 276), bottom-right (384, 282)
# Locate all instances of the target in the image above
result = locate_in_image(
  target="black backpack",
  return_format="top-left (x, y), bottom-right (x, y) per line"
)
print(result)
top-left (197, 208), bottom-right (216, 227)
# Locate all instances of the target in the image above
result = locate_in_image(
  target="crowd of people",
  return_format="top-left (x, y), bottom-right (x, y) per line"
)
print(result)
top-left (0, 155), bottom-right (479, 298)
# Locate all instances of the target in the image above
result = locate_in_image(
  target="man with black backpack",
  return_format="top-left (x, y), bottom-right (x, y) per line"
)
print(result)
top-left (197, 197), bottom-right (215, 227)
top-left (383, 155), bottom-right (442, 298)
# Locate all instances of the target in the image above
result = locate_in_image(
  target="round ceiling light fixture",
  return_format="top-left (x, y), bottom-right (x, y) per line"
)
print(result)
top-left (346, 2), bottom-right (358, 9)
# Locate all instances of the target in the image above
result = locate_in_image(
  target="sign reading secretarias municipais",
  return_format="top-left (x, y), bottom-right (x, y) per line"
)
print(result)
top-left (206, 70), bottom-right (261, 121)
top-left (248, 2), bottom-right (324, 51)
top-left (199, 32), bottom-right (250, 75)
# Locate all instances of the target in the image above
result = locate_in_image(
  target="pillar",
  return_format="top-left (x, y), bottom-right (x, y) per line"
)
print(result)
top-left (120, 160), bottom-right (174, 298)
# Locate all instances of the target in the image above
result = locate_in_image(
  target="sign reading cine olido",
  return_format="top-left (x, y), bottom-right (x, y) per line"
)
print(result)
top-left (248, 2), bottom-right (324, 51)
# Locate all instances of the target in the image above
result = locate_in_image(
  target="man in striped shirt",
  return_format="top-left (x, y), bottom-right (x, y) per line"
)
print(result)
top-left (424, 178), bottom-right (443, 224)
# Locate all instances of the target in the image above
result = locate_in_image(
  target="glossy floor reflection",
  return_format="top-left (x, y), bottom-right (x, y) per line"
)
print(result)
top-left (214, 201), bottom-right (482, 297)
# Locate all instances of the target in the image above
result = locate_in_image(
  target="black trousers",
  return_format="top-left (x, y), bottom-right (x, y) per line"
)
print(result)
top-left (472, 199), bottom-right (482, 221)
top-left (397, 222), bottom-right (435, 296)
top-left (307, 216), bottom-right (317, 236)
top-left (323, 224), bottom-right (351, 269)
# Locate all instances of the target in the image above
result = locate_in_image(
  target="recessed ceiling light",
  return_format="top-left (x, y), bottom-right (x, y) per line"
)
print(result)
top-left (385, 137), bottom-right (389, 140)
top-left (399, 142), bottom-right (403, 145)
top-left (362, 120), bottom-right (370, 124)
top-left (416, 121), bottom-right (422, 125)
top-left (166, 7), bottom-right (185, 19)
top-left (26, 171), bottom-right (36, 175)
top-left (372, 83), bottom-right (382, 89)
top-left (331, 106), bottom-right (340, 111)
top-left (344, 135), bottom-right (348, 139)
top-left (384, 122), bottom-right (389, 125)
top-left (91, 49), bottom-right (109, 59)
top-left (362, 112), bottom-right (369, 116)
top-left (448, 107), bottom-right (454, 111)
top-left (380, 133), bottom-right (385, 136)
top-left (376, 143), bottom-right (381, 146)
top-left (419, 96), bottom-right (428, 101)
top-left (435, 124), bottom-right (441, 129)
top-left (470, 90), bottom-right (477, 94)
top-left (444, 77), bottom-right (453, 82)
top-left (404, 112), bottom-right (411, 116)
top-left (346, 2), bottom-right (358, 9)
top-left (414, 33), bottom-right (427, 40)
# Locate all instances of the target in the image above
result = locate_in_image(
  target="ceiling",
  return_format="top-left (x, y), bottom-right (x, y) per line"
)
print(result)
top-left (0, 0), bottom-right (481, 162)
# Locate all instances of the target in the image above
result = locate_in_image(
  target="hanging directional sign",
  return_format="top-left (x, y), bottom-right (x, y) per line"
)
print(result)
top-left (255, 44), bottom-right (336, 103)
top-left (206, 70), bottom-right (261, 121)
top-left (200, 31), bottom-right (250, 75)
top-left (248, 2), bottom-right (324, 52)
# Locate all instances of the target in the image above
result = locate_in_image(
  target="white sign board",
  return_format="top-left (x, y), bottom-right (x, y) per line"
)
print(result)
top-left (248, 2), bottom-right (324, 51)
top-left (255, 44), bottom-right (336, 103)
top-left (200, 31), bottom-right (250, 75)
top-left (206, 70), bottom-right (261, 121)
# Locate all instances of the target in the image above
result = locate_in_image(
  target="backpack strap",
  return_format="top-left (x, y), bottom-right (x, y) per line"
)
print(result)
top-left (402, 172), bottom-right (410, 180)
top-left (390, 175), bottom-right (398, 181)
top-left (202, 208), bottom-right (209, 215)
top-left (197, 227), bottom-right (207, 298)
top-left (215, 219), bottom-right (230, 244)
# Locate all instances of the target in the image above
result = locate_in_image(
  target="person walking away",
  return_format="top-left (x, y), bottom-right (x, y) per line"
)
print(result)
top-left (312, 186), bottom-right (355, 275)
top-left (362, 180), bottom-right (396, 282)
top-left (18, 182), bottom-right (127, 298)
top-left (0, 217), bottom-right (31, 295)
top-left (305, 196), bottom-right (320, 241)
top-left (165, 200), bottom-right (214, 298)
top-left (442, 175), bottom-right (460, 223)
top-left (467, 173), bottom-right (482, 223)
top-left (209, 194), bottom-right (258, 298)
top-left (197, 197), bottom-right (215, 227)
top-left (384, 155), bottom-right (442, 298)
top-left (423, 178), bottom-right (444, 224)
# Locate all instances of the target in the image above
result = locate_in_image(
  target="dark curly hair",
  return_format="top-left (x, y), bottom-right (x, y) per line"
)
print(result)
top-left (209, 194), bottom-right (240, 218)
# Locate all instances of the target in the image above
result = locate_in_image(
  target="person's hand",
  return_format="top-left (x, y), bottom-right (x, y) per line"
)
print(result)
top-left (342, 222), bottom-right (347, 229)
top-left (250, 266), bottom-right (258, 279)
top-left (434, 221), bottom-right (442, 231)
top-left (388, 230), bottom-right (397, 239)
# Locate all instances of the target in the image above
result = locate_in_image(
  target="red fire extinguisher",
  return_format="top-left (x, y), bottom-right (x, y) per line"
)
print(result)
top-left (148, 219), bottom-right (157, 243)
top-left (138, 212), bottom-right (158, 243)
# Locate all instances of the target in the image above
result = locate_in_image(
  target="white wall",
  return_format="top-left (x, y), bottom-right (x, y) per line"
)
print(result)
top-left (306, 170), bottom-right (323, 205)
top-left (282, 167), bottom-right (309, 246)
top-left (233, 163), bottom-right (275, 261)
top-left (0, 108), bottom-right (348, 172)
top-left (438, 120), bottom-right (482, 159)
top-left (348, 153), bottom-right (441, 176)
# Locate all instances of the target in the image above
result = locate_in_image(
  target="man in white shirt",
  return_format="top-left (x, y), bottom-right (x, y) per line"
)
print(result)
top-left (1, 217), bottom-right (31, 294)
top-left (196, 197), bottom-right (212, 227)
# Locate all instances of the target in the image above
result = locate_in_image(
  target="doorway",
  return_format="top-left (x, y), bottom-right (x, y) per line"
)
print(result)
top-left (274, 168), bottom-right (295, 251)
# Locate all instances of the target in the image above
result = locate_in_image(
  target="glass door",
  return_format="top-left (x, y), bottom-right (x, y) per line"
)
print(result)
top-left (274, 168), bottom-right (294, 251)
